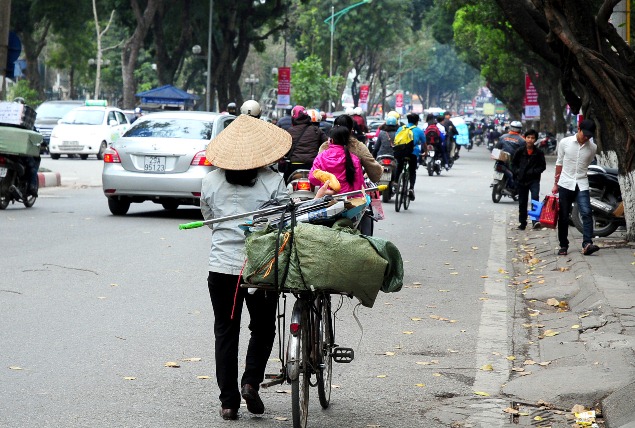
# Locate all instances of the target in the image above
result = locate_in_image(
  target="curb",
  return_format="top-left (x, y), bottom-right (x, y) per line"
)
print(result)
top-left (38, 171), bottom-right (61, 188)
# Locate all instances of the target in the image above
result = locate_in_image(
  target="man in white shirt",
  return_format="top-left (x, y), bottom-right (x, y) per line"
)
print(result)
top-left (552, 119), bottom-right (599, 256)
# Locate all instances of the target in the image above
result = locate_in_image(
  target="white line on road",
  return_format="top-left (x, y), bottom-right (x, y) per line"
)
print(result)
top-left (467, 210), bottom-right (511, 426)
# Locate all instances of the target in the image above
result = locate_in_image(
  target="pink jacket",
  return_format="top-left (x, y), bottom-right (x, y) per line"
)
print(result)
top-left (309, 144), bottom-right (365, 194)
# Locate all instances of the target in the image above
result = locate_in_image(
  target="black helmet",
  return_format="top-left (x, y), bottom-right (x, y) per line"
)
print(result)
top-left (227, 102), bottom-right (237, 115)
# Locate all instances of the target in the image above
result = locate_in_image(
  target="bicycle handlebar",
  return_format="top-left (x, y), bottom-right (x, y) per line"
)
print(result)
top-left (178, 185), bottom-right (386, 230)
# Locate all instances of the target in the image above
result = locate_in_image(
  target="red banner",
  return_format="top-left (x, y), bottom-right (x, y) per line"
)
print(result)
top-left (277, 67), bottom-right (291, 108)
top-left (524, 73), bottom-right (540, 119)
top-left (359, 84), bottom-right (370, 111)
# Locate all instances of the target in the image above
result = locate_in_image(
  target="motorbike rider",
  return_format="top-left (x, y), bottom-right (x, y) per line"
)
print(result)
top-left (442, 111), bottom-right (460, 161)
top-left (372, 116), bottom-right (398, 158)
top-left (511, 129), bottom-right (546, 230)
top-left (424, 114), bottom-right (447, 169)
top-left (495, 120), bottom-right (525, 190)
top-left (283, 105), bottom-right (328, 182)
top-left (10, 98), bottom-right (41, 197)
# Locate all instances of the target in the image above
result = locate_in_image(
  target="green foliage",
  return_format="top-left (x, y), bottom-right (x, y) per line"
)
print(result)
top-left (291, 55), bottom-right (341, 107)
top-left (8, 81), bottom-right (41, 108)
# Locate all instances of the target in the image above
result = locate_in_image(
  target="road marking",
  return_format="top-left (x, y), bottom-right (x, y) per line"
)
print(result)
top-left (467, 210), bottom-right (511, 426)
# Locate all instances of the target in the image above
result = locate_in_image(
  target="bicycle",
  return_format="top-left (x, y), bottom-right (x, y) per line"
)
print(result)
top-left (394, 157), bottom-right (411, 212)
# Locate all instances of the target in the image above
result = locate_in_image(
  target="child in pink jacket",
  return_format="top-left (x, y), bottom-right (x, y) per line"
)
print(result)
top-left (309, 125), bottom-right (365, 194)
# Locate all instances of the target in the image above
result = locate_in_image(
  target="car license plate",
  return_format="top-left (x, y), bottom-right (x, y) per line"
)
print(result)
top-left (493, 171), bottom-right (504, 180)
top-left (144, 156), bottom-right (166, 172)
top-left (0, 167), bottom-right (6, 178)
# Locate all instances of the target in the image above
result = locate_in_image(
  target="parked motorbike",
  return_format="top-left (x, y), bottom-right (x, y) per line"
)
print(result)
top-left (539, 133), bottom-right (557, 154)
top-left (0, 153), bottom-right (38, 209)
top-left (286, 169), bottom-right (316, 201)
top-left (571, 164), bottom-right (625, 237)
top-left (425, 143), bottom-right (443, 176)
top-left (491, 160), bottom-right (518, 203)
top-left (376, 154), bottom-right (396, 202)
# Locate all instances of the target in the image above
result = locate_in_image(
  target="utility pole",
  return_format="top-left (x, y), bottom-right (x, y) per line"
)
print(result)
top-left (0, 0), bottom-right (12, 100)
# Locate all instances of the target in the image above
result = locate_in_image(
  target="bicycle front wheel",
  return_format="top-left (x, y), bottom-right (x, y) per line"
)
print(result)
top-left (291, 307), bottom-right (310, 427)
top-left (316, 295), bottom-right (333, 408)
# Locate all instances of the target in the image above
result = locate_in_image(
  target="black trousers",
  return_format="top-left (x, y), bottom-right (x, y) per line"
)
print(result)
top-left (207, 271), bottom-right (278, 409)
top-left (518, 180), bottom-right (540, 227)
top-left (395, 153), bottom-right (418, 189)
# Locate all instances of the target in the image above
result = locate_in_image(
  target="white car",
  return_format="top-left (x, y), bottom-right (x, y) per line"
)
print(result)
top-left (49, 104), bottom-right (130, 160)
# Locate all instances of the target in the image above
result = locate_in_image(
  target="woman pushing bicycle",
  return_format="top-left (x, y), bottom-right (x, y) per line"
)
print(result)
top-left (201, 115), bottom-right (331, 420)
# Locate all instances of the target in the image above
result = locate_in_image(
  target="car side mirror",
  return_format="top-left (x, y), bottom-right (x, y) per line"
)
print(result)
top-left (109, 119), bottom-right (118, 126)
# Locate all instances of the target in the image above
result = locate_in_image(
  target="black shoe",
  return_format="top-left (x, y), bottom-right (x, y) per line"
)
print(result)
top-left (241, 384), bottom-right (265, 414)
top-left (219, 407), bottom-right (238, 420)
top-left (532, 222), bottom-right (542, 230)
top-left (558, 247), bottom-right (568, 256)
top-left (583, 243), bottom-right (600, 256)
top-left (517, 224), bottom-right (526, 230)
top-left (408, 189), bottom-right (415, 201)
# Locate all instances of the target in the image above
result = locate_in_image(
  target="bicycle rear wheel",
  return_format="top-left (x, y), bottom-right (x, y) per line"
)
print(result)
top-left (394, 171), bottom-right (404, 212)
top-left (291, 306), bottom-right (310, 428)
top-left (403, 169), bottom-right (411, 210)
top-left (316, 295), bottom-right (333, 408)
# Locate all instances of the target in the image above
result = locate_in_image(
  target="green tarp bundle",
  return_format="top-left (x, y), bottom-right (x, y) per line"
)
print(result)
top-left (0, 127), bottom-right (42, 157)
top-left (243, 222), bottom-right (403, 308)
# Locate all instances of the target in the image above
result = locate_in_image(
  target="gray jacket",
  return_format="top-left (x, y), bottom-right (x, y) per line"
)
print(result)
top-left (200, 168), bottom-right (289, 275)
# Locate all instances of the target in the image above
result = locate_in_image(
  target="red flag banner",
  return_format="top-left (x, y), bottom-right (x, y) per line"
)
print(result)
top-left (359, 84), bottom-right (370, 111)
top-left (524, 73), bottom-right (540, 119)
top-left (277, 67), bottom-right (291, 108)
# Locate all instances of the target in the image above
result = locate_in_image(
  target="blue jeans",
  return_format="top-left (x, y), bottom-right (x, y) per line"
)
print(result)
top-left (518, 180), bottom-right (540, 227)
top-left (558, 185), bottom-right (593, 249)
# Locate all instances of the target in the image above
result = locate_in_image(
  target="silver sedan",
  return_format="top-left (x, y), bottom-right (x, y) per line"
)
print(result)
top-left (102, 111), bottom-right (235, 215)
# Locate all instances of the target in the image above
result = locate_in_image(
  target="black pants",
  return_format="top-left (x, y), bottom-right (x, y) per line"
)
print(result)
top-left (207, 271), bottom-right (278, 409)
top-left (394, 153), bottom-right (417, 189)
top-left (518, 179), bottom-right (540, 227)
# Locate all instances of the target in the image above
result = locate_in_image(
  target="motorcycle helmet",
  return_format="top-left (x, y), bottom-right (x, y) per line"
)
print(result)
top-left (227, 102), bottom-right (237, 115)
top-left (387, 110), bottom-right (400, 121)
top-left (306, 109), bottom-right (321, 123)
top-left (510, 120), bottom-right (522, 132)
top-left (354, 106), bottom-right (363, 116)
top-left (385, 116), bottom-right (398, 126)
top-left (345, 107), bottom-right (355, 115)
top-left (240, 100), bottom-right (261, 118)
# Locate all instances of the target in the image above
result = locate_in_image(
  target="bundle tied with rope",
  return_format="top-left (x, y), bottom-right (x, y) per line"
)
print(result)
top-left (243, 215), bottom-right (404, 308)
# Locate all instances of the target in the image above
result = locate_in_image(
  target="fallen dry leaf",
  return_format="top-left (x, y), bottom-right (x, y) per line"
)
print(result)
top-left (474, 391), bottom-right (490, 397)
top-left (412, 282), bottom-right (422, 285)
top-left (519, 371), bottom-right (532, 376)
top-left (165, 362), bottom-right (181, 368)
top-left (438, 289), bottom-right (450, 292)
top-left (480, 364), bottom-right (494, 371)
top-left (9, 366), bottom-right (23, 370)
top-left (182, 357), bottom-right (202, 362)
top-left (571, 324), bottom-right (580, 329)
top-left (523, 360), bottom-right (536, 365)
top-left (376, 374), bottom-right (387, 378)
top-left (411, 317), bottom-right (422, 321)
top-left (415, 383), bottom-right (426, 387)
top-left (403, 331), bottom-right (414, 335)
top-left (274, 416), bottom-right (289, 421)
top-left (503, 407), bottom-right (519, 415)
top-left (123, 377), bottom-right (136, 380)
top-left (511, 367), bottom-right (525, 372)
top-left (276, 390), bottom-right (291, 394)
top-left (432, 373), bottom-right (442, 377)
top-left (559, 267), bottom-right (570, 272)
top-left (538, 361), bottom-right (551, 366)
top-left (384, 352), bottom-right (395, 356)
top-left (543, 330), bottom-right (559, 337)
top-left (546, 298), bottom-right (560, 306)
top-left (506, 356), bottom-right (516, 361)
top-left (571, 404), bottom-right (587, 414)
top-left (481, 275), bottom-right (489, 278)
top-left (197, 375), bottom-right (210, 379)
top-left (472, 246), bottom-right (479, 250)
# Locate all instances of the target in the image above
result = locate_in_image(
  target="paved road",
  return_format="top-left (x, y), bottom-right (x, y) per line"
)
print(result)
top-left (1, 147), bottom-right (544, 427)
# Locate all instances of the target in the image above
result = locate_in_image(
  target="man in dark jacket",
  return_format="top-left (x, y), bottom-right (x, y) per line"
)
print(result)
top-left (276, 108), bottom-right (293, 131)
top-left (283, 105), bottom-right (328, 182)
top-left (512, 129), bottom-right (546, 230)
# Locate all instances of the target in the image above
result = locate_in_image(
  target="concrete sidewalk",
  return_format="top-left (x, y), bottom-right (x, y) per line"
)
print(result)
top-left (502, 214), bottom-right (635, 427)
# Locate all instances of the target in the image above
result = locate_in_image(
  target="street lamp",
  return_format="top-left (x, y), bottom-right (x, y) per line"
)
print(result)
top-left (244, 73), bottom-right (260, 100)
top-left (324, 0), bottom-right (372, 113)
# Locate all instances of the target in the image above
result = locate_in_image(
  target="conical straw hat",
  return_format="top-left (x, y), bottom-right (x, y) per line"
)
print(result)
top-left (205, 115), bottom-right (292, 170)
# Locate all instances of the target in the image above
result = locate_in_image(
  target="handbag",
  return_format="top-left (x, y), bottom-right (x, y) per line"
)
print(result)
top-left (539, 194), bottom-right (559, 229)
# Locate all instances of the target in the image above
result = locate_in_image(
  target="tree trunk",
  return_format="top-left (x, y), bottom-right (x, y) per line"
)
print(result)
top-left (121, 0), bottom-right (158, 109)
top-left (19, 22), bottom-right (49, 98)
top-left (496, 0), bottom-right (635, 240)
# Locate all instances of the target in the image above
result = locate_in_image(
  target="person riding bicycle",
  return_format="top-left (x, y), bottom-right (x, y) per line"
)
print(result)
top-left (394, 113), bottom-right (424, 201)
